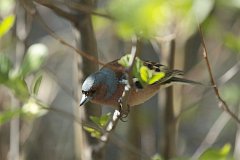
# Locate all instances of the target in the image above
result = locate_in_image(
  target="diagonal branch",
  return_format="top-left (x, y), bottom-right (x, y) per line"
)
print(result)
top-left (21, 0), bottom-right (105, 66)
top-left (94, 37), bottom-right (142, 153)
top-left (120, 36), bottom-right (141, 116)
top-left (34, 0), bottom-right (79, 23)
top-left (65, 1), bottom-right (113, 19)
top-left (198, 25), bottom-right (240, 124)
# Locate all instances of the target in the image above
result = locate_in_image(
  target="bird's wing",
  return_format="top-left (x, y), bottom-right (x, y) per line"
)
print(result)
top-left (142, 60), bottom-right (184, 84)
top-left (102, 54), bottom-right (186, 87)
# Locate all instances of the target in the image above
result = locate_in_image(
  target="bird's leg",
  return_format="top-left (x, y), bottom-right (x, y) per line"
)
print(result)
top-left (117, 98), bottom-right (130, 122)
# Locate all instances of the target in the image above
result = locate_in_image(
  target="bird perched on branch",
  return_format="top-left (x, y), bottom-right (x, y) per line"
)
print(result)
top-left (80, 54), bottom-right (202, 108)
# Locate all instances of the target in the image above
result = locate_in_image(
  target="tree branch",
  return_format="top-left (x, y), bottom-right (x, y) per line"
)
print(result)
top-left (34, 0), bottom-right (79, 23)
top-left (21, 0), bottom-right (105, 66)
top-left (198, 25), bottom-right (240, 124)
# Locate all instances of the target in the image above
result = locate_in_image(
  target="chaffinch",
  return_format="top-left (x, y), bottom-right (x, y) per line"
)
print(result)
top-left (80, 54), bottom-right (201, 108)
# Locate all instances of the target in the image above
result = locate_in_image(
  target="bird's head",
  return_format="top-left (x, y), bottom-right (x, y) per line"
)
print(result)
top-left (79, 68), bottom-right (118, 106)
top-left (80, 73), bottom-right (101, 106)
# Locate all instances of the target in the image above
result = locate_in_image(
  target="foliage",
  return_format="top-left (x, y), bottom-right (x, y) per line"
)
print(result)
top-left (83, 113), bottom-right (112, 138)
top-left (0, 14), bottom-right (49, 125)
top-left (199, 144), bottom-right (234, 160)
top-left (0, 14), bottom-right (15, 38)
top-left (0, 108), bottom-right (22, 124)
top-left (0, 44), bottom-right (48, 124)
top-left (224, 33), bottom-right (240, 53)
top-left (108, 0), bottom-right (214, 39)
top-left (151, 154), bottom-right (163, 160)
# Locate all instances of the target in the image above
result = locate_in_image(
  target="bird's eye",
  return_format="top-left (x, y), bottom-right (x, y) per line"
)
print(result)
top-left (83, 90), bottom-right (96, 96)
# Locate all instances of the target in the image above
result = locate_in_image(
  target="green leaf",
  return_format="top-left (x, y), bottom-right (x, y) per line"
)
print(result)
top-left (6, 77), bottom-right (30, 101)
top-left (0, 14), bottom-right (15, 38)
top-left (83, 126), bottom-right (101, 138)
top-left (118, 54), bottom-right (131, 67)
top-left (0, 54), bottom-right (29, 101)
top-left (0, 108), bottom-right (22, 125)
top-left (0, 53), bottom-right (12, 83)
top-left (20, 43), bottom-right (48, 77)
top-left (220, 143), bottom-right (231, 156)
top-left (224, 33), bottom-right (240, 53)
top-left (90, 113), bottom-right (111, 127)
top-left (31, 74), bottom-right (43, 95)
top-left (109, 0), bottom-right (169, 38)
top-left (108, 0), bottom-right (197, 39)
top-left (200, 144), bottom-right (234, 160)
top-left (151, 154), bottom-right (163, 160)
top-left (99, 113), bottom-right (111, 127)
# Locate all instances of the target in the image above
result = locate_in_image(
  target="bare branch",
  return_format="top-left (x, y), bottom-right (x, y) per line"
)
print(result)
top-left (34, 0), bottom-right (79, 23)
top-left (21, 0), bottom-right (106, 66)
top-left (92, 37), bottom-right (142, 157)
top-left (120, 36), bottom-right (140, 116)
top-left (198, 25), bottom-right (240, 124)
top-left (66, 1), bottom-right (113, 19)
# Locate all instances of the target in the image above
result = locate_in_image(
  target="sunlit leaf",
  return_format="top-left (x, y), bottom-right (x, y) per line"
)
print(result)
top-left (118, 54), bottom-right (131, 67)
top-left (200, 144), bottom-right (234, 160)
top-left (20, 43), bottom-right (48, 77)
top-left (0, 14), bottom-right (15, 38)
top-left (109, 0), bottom-right (170, 38)
top-left (0, 53), bottom-right (12, 83)
top-left (31, 74), bottom-right (43, 95)
top-left (6, 77), bottom-right (30, 101)
top-left (220, 143), bottom-right (231, 156)
top-left (0, 108), bottom-right (22, 125)
top-left (99, 113), bottom-right (111, 127)
top-left (83, 126), bottom-right (101, 138)
top-left (90, 113), bottom-right (111, 127)
top-left (151, 154), bottom-right (163, 160)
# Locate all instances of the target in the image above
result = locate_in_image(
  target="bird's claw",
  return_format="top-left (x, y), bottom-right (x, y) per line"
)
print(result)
top-left (118, 104), bottom-right (130, 122)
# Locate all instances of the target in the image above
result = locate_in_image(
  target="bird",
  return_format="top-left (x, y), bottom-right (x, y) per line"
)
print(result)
top-left (80, 54), bottom-right (202, 109)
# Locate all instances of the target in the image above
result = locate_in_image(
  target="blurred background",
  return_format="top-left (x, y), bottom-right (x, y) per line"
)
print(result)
top-left (0, 0), bottom-right (240, 160)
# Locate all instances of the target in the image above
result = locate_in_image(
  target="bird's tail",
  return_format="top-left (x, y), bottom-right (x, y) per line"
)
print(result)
top-left (164, 77), bottom-right (204, 86)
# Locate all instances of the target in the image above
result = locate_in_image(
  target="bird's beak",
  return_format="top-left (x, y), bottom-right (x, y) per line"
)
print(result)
top-left (79, 94), bottom-right (92, 106)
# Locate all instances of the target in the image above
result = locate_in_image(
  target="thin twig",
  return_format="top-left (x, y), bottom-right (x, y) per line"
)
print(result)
top-left (35, 11), bottom-right (105, 66)
top-left (198, 25), bottom-right (240, 124)
top-left (38, 101), bottom-right (151, 159)
top-left (120, 36), bottom-right (140, 115)
top-left (66, 1), bottom-right (113, 19)
top-left (94, 37), bottom-right (141, 155)
top-left (176, 60), bottom-right (240, 121)
top-left (35, 0), bottom-right (79, 23)
top-left (22, 3), bottom-right (105, 66)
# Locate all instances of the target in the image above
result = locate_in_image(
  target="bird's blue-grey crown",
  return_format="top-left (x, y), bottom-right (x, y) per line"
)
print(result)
top-left (82, 67), bottom-right (118, 98)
